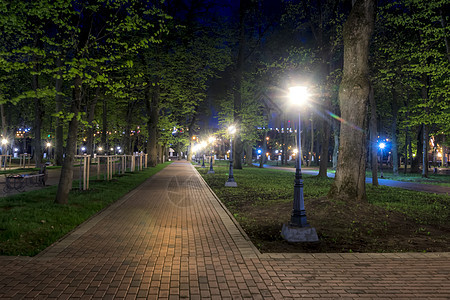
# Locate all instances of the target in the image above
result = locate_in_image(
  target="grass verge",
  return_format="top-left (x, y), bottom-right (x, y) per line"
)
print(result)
top-left (198, 165), bottom-right (450, 253)
top-left (0, 162), bottom-right (170, 256)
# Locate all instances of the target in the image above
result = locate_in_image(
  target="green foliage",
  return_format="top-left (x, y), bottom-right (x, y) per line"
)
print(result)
top-left (374, 0), bottom-right (450, 136)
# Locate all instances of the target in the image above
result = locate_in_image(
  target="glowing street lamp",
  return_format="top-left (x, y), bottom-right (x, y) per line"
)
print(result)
top-left (225, 126), bottom-right (237, 187)
top-left (281, 85), bottom-right (318, 242)
top-left (379, 142), bottom-right (386, 178)
top-left (1, 138), bottom-right (8, 154)
top-left (46, 142), bottom-right (51, 160)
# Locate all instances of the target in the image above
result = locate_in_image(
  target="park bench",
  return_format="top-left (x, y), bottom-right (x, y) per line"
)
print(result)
top-left (3, 166), bottom-right (47, 193)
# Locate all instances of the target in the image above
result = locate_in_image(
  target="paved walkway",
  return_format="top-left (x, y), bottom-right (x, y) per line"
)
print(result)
top-left (1, 161), bottom-right (449, 299)
top-left (256, 164), bottom-right (450, 195)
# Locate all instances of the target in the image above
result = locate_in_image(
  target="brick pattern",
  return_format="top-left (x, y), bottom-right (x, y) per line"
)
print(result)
top-left (1, 161), bottom-right (449, 299)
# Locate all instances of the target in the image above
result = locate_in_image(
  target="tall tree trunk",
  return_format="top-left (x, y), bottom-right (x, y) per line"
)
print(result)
top-left (146, 82), bottom-right (159, 167)
top-left (368, 84), bottom-right (378, 186)
top-left (318, 90), bottom-right (331, 177)
top-left (245, 142), bottom-right (252, 165)
top-left (32, 72), bottom-right (43, 168)
top-left (318, 116), bottom-right (330, 177)
top-left (157, 143), bottom-right (163, 164)
top-left (55, 56), bottom-right (64, 166)
top-left (187, 139), bottom-right (194, 162)
top-left (186, 117), bottom-right (196, 161)
top-left (329, 0), bottom-right (376, 201)
top-left (55, 75), bottom-right (82, 204)
top-left (443, 136), bottom-right (448, 166)
top-left (422, 123), bottom-right (428, 178)
top-left (332, 121), bottom-right (339, 170)
top-left (123, 102), bottom-right (134, 155)
top-left (412, 127), bottom-right (422, 173)
top-left (404, 95), bottom-right (410, 174)
top-left (232, 0), bottom-right (248, 170)
top-left (391, 87), bottom-right (399, 175)
top-left (0, 104), bottom-right (7, 143)
top-left (421, 74), bottom-right (429, 178)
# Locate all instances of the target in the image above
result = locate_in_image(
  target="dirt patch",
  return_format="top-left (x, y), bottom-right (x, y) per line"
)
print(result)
top-left (236, 197), bottom-right (450, 253)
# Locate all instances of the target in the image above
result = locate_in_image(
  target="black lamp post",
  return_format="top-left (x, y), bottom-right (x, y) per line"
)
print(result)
top-left (208, 136), bottom-right (215, 174)
top-left (225, 126), bottom-right (237, 187)
top-left (281, 86), bottom-right (318, 242)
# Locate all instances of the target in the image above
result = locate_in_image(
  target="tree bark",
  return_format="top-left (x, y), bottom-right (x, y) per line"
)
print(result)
top-left (146, 82), bottom-right (159, 167)
top-left (55, 56), bottom-right (64, 166)
top-left (412, 127), bottom-right (422, 173)
top-left (422, 123), bottom-right (428, 178)
top-left (332, 121), bottom-right (339, 170)
top-left (245, 142), bottom-right (253, 166)
top-left (232, 0), bottom-right (248, 170)
top-left (318, 115), bottom-right (330, 177)
top-left (32, 69), bottom-right (43, 168)
top-left (186, 117), bottom-right (196, 161)
top-left (421, 74), bottom-right (429, 178)
top-left (329, 0), bottom-right (376, 201)
top-left (391, 86), bottom-right (399, 175)
top-left (55, 75), bottom-right (82, 204)
top-left (404, 95), bottom-right (410, 174)
top-left (187, 138), bottom-right (194, 162)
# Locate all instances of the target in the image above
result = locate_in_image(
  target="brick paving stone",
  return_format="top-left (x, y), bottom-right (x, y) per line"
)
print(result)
top-left (0, 161), bottom-right (449, 299)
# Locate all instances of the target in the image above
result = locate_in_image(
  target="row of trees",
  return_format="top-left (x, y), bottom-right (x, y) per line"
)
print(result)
top-left (0, 0), bottom-right (448, 203)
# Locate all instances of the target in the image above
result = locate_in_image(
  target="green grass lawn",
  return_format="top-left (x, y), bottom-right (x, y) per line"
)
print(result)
top-left (0, 162), bottom-right (170, 256)
top-left (198, 164), bottom-right (450, 252)
top-left (231, 159), bottom-right (450, 187)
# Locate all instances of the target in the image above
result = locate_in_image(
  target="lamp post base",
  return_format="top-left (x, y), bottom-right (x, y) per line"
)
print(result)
top-left (281, 223), bottom-right (319, 242)
top-left (207, 170), bottom-right (215, 174)
top-left (225, 180), bottom-right (237, 187)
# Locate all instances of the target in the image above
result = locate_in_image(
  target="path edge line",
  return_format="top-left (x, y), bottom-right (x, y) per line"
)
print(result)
top-left (191, 164), bottom-right (261, 258)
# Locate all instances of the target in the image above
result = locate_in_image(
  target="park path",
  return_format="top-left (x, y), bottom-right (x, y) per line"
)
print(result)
top-left (1, 161), bottom-right (449, 299)
top-left (256, 164), bottom-right (450, 195)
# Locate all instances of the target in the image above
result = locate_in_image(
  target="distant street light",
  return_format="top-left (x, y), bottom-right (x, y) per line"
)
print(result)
top-left (281, 85), bottom-right (318, 242)
top-left (225, 126), bottom-right (237, 187)
top-left (46, 142), bottom-right (51, 160)
top-left (201, 141), bottom-right (207, 168)
top-left (379, 142), bottom-right (386, 178)
top-left (208, 136), bottom-right (215, 174)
